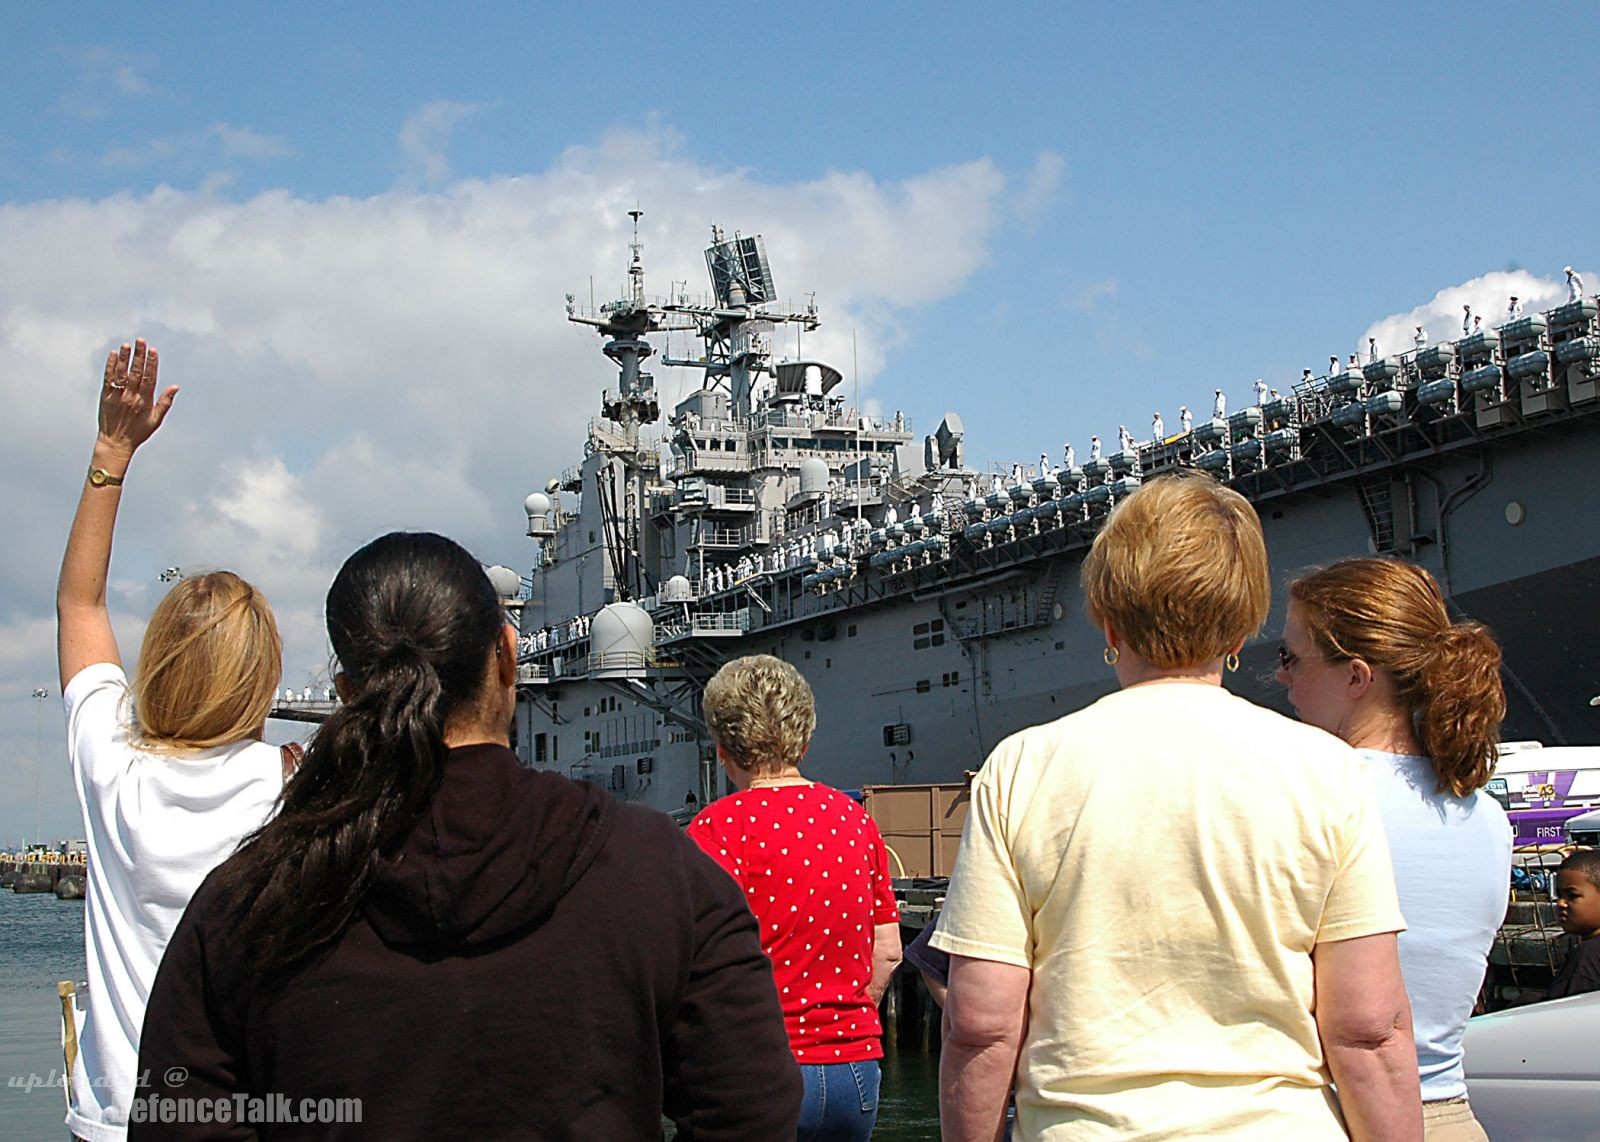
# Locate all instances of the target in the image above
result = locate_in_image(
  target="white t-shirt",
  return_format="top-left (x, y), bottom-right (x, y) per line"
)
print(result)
top-left (1358, 750), bottom-right (1511, 1101)
top-left (932, 683), bottom-right (1405, 1141)
top-left (63, 663), bottom-right (284, 1142)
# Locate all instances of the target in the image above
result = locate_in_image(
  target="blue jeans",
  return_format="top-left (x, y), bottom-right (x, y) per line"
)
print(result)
top-left (797, 1059), bottom-right (880, 1142)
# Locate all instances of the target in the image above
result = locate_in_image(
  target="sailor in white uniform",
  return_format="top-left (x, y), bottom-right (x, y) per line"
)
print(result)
top-left (1039, 453), bottom-right (1050, 479)
top-left (1568, 266), bottom-right (1586, 303)
top-left (1117, 425), bottom-right (1135, 454)
top-left (1151, 412), bottom-right (1165, 441)
top-left (1212, 389), bottom-right (1226, 420)
top-left (1010, 463), bottom-right (1024, 487)
top-left (1063, 442), bottom-right (1075, 470)
top-left (909, 502), bottom-right (923, 521)
top-left (1253, 378), bottom-right (1269, 406)
top-left (1302, 368), bottom-right (1314, 387)
top-left (1347, 354), bottom-right (1361, 373)
top-left (1462, 306), bottom-right (1473, 337)
top-left (1179, 406), bottom-right (1192, 434)
top-left (1508, 296), bottom-right (1523, 320)
top-left (1088, 435), bottom-right (1102, 462)
top-left (1414, 325), bottom-right (1428, 351)
top-left (991, 472), bottom-right (1005, 495)
top-left (1368, 338), bottom-right (1379, 364)
top-left (1473, 314), bottom-right (1483, 333)
top-left (1329, 355), bottom-right (1340, 377)
top-left (819, 491), bottom-right (831, 520)
top-left (885, 505), bottom-right (899, 527)
top-left (931, 491), bottom-right (946, 519)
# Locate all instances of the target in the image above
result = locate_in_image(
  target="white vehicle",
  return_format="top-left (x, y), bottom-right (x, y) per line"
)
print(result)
top-left (1488, 743), bottom-right (1600, 847)
top-left (1564, 805), bottom-right (1600, 847)
top-left (1464, 991), bottom-right (1600, 1141)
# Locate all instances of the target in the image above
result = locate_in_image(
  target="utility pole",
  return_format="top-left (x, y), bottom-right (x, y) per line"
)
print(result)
top-left (31, 687), bottom-right (49, 847)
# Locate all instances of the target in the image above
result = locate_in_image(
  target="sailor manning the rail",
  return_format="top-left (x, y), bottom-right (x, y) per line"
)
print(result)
top-left (1368, 337), bottom-right (1379, 364)
top-left (1302, 368), bottom-right (1314, 386)
top-left (1089, 435), bottom-right (1102, 462)
top-left (1253, 379), bottom-right (1269, 406)
top-left (1179, 406), bottom-right (1192, 434)
top-left (1152, 412), bottom-right (1165, 440)
top-left (1508, 296), bottom-right (1523, 320)
top-left (1463, 305), bottom-right (1473, 337)
top-left (1117, 425), bottom-right (1135, 454)
top-left (1212, 390), bottom-right (1226, 420)
top-left (1414, 326), bottom-right (1428, 351)
top-left (1062, 443), bottom-right (1075, 470)
top-left (1568, 266), bottom-right (1586, 302)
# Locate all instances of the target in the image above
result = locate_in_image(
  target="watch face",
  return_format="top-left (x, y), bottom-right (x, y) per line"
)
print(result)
top-left (89, 470), bottom-right (106, 485)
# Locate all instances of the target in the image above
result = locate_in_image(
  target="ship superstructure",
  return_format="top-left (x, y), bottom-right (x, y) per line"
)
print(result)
top-left (514, 218), bottom-right (1600, 817)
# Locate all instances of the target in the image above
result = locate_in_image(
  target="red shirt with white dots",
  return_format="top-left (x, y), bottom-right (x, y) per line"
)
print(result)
top-left (688, 782), bottom-right (900, 1063)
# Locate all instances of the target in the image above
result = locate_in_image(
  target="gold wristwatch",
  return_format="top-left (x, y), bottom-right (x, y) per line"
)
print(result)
top-left (87, 467), bottom-right (125, 487)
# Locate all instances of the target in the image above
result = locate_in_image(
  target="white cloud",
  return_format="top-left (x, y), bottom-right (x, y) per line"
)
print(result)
top-left (0, 122), bottom-right (1020, 844)
top-left (97, 123), bottom-right (292, 170)
top-left (60, 46), bottom-right (157, 120)
top-left (210, 123), bottom-right (294, 161)
top-left (1014, 150), bottom-right (1066, 225)
top-left (398, 100), bottom-right (488, 185)
top-left (1360, 269), bottom-right (1578, 360)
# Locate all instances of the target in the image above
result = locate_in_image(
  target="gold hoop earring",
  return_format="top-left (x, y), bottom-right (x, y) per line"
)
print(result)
top-left (1224, 652), bottom-right (1240, 673)
top-left (1103, 646), bottom-right (1119, 666)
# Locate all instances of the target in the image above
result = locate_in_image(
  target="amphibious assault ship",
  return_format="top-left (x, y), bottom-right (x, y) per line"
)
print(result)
top-left (510, 216), bottom-right (1600, 818)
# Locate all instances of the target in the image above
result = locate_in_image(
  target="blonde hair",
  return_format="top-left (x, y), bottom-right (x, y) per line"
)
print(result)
top-left (131, 571), bottom-right (282, 752)
top-left (702, 655), bottom-right (816, 777)
top-left (1081, 472), bottom-right (1270, 668)
top-left (1288, 558), bottom-right (1503, 798)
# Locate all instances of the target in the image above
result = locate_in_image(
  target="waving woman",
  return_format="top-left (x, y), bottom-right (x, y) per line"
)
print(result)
top-left (57, 339), bottom-right (287, 1142)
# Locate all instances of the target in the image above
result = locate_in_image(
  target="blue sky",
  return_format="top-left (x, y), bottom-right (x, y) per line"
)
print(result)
top-left (2, 1), bottom-right (1597, 843)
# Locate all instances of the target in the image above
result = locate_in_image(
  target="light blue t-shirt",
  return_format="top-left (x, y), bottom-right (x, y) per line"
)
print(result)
top-left (1359, 750), bottom-right (1512, 1101)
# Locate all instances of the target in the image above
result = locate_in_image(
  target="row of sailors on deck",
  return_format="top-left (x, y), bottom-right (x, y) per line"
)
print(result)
top-left (520, 613), bottom-right (594, 653)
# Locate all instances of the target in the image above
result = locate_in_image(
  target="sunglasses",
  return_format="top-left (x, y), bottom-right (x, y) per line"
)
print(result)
top-left (1276, 644), bottom-right (1308, 671)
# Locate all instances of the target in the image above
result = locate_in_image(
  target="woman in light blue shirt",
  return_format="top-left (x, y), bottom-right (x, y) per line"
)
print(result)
top-left (1277, 558), bottom-right (1511, 1142)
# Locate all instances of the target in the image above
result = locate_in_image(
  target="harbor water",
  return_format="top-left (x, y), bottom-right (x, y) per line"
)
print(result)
top-left (0, 890), bottom-right (940, 1138)
top-left (0, 891), bottom-right (86, 1139)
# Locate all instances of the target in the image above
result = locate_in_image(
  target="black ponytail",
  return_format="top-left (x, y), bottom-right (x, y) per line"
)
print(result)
top-left (219, 532), bottom-right (503, 974)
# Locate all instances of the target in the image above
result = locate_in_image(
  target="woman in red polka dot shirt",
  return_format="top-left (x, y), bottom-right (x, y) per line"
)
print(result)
top-left (689, 655), bottom-right (904, 1141)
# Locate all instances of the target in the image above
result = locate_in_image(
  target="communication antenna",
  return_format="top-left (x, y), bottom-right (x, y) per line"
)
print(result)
top-left (854, 329), bottom-right (862, 519)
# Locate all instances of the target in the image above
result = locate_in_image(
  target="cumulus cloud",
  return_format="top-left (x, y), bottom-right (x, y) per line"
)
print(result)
top-left (0, 121), bottom-right (1021, 842)
top-left (1360, 269), bottom-right (1580, 360)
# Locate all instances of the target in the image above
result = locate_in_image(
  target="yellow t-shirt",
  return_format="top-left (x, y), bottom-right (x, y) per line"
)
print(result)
top-left (930, 683), bottom-right (1405, 1140)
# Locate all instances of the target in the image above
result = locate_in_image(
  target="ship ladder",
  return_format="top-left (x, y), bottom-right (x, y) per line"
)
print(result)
top-left (1354, 473), bottom-right (1397, 554)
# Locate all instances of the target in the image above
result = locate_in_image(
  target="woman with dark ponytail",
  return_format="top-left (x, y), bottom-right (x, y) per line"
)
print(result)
top-left (133, 532), bottom-right (799, 1141)
top-left (1280, 558), bottom-right (1512, 1142)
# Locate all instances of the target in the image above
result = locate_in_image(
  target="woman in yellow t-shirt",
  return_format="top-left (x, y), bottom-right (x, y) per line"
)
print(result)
top-left (933, 473), bottom-right (1422, 1141)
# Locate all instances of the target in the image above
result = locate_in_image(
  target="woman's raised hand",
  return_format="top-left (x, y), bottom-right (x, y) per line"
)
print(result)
top-left (99, 338), bottom-right (178, 457)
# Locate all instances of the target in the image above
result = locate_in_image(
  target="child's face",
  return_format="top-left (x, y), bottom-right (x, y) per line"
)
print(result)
top-left (1555, 870), bottom-right (1600, 938)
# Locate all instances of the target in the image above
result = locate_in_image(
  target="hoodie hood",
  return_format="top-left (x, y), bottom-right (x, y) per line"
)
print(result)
top-left (363, 744), bottom-right (613, 949)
